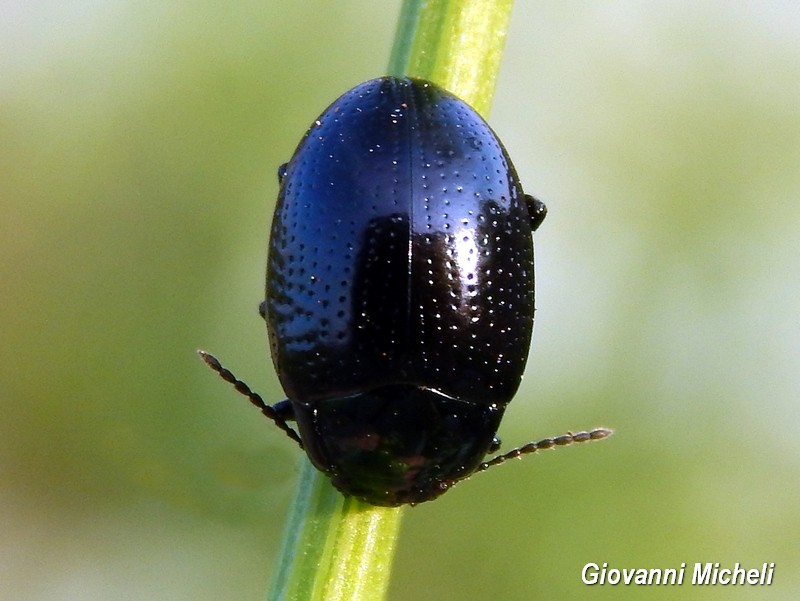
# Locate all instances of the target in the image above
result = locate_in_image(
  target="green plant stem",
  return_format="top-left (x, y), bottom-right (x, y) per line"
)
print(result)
top-left (388, 0), bottom-right (515, 116)
top-left (267, 1), bottom-right (515, 600)
top-left (267, 460), bottom-right (401, 601)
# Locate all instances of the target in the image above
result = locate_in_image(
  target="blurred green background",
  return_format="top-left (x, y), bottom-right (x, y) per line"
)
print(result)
top-left (2, 1), bottom-right (798, 599)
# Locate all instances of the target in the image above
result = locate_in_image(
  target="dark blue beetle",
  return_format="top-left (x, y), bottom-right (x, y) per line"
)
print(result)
top-left (201, 77), bottom-right (609, 506)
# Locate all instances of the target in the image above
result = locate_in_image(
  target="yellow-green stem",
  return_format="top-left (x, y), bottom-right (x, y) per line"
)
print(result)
top-left (267, 461), bottom-right (401, 601)
top-left (388, 0), bottom-right (515, 116)
top-left (267, 1), bottom-right (515, 599)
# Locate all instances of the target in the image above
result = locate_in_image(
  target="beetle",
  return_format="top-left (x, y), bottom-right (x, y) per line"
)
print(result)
top-left (200, 76), bottom-right (610, 506)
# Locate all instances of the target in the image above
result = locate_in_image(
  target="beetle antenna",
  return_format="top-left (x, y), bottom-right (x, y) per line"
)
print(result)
top-left (476, 428), bottom-right (613, 472)
top-left (197, 350), bottom-right (303, 448)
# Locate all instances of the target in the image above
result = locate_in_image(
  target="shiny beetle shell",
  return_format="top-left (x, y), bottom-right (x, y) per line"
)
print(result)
top-left (265, 76), bottom-right (545, 505)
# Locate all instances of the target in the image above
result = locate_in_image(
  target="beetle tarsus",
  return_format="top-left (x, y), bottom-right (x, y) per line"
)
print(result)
top-left (197, 349), bottom-right (303, 448)
top-left (525, 194), bottom-right (548, 232)
top-left (476, 427), bottom-right (613, 472)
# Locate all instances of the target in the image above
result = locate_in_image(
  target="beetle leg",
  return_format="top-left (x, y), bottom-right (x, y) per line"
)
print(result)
top-left (197, 350), bottom-right (304, 448)
top-left (475, 427), bottom-right (612, 473)
top-left (258, 300), bottom-right (267, 321)
top-left (272, 398), bottom-right (295, 421)
top-left (277, 163), bottom-right (288, 184)
top-left (525, 194), bottom-right (548, 232)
